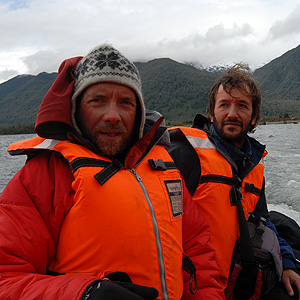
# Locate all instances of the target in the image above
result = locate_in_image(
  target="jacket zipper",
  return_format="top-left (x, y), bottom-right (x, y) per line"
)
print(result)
top-left (130, 169), bottom-right (169, 300)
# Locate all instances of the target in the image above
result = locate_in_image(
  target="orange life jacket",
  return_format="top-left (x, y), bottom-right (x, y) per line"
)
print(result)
top-left (169, 127), bottom-right (265, 289)
top-left (8, 136), bottom-right (184, 300)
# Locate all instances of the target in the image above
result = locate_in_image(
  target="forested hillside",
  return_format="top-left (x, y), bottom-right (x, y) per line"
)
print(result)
top-left (136, 58), bottom-right (218, 123)
top-left (1, 44), bottom-right (300, 134)
top-left (253, 44), bottom-right (300, 119)
top-left (0, 72), bottom-right (57, 133)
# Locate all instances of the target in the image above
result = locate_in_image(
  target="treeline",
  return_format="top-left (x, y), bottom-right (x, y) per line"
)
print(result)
top-left (260, 98), bottom-right (300, 119)
top-left (137, 58), bottom-right (218, 123)
top-left (0, 124), bottom-right (35, 135)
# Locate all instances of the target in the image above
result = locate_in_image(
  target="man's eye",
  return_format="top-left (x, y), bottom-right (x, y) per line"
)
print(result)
top-left (239, 104), bottom-right (248, 108)
top-left (122, 100), bottom-right (135, 106)
top-left (90, 98), bottom-right (104, 103)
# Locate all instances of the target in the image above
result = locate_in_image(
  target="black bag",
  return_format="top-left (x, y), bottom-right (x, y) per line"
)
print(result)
top-left (226, 183), bottom-right (283, 300)
top-left (226, 219), bottom-right (283, 300)
top-left (259, 211), bottom-right (300, 300)
top-left (248, 220), bottom-right (283, 295)
top-left (270, 211), bottom-right (300, 274)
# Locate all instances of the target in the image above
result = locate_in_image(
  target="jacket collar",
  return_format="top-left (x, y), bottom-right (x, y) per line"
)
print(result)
top-left (192, 114), bottom-right (266, 166)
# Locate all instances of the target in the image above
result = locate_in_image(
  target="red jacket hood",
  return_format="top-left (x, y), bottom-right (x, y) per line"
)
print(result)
top-left (34, 56), bottom-right (164, 163)
top-left (35, 56), bottom-right (83, 140)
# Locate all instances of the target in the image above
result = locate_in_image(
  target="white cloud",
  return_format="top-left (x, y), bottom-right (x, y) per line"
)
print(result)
top-left (21, 50), bottom-right (65, 74)
top-left (269, 4), bottom-right (300, 39)
top-left (0, 68), bottom-right (18, 83)
top-left (0, 0), bottom-right (300, 83)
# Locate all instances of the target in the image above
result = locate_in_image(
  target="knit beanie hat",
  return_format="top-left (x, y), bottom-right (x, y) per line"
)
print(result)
top-left (71, 43), bottom-right (145, 138)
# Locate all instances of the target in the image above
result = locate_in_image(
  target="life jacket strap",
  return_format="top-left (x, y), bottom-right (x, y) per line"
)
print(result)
top-left (94, 163), bottom-right (122, 185)
top-left (200, 175), bottom-right (261, 200)
top-left (70, 157), bottom-right (178, 185)
top-left (199, 174), bottom-right (237, 185)
top-left (70, 157), bottom-right (122, 185)
top-left (148, 159), bottom-right (177, 171)
top-left (71, 157), bottom-right (111, 172)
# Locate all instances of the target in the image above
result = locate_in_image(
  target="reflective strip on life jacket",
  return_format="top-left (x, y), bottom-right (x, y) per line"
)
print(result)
top-left (186, 135), bottom-right (215, 150)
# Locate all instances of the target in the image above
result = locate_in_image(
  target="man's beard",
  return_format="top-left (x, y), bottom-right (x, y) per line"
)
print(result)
top-left (212, 117), bottom-right (252, 146)
top-left (82, 123), bottom-right (133, 158)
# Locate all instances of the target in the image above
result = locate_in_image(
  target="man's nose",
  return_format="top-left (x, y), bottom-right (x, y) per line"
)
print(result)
top-left (103, 101), bottom-right (121, 123)
top-left (227, 105), bottom-right (239, 118)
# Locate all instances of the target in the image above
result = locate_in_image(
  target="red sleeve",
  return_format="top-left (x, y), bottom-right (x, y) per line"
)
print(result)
top-left (0, 151), bottom-right (97, 299)
top-left (181, 181), bottom-right (225, 300)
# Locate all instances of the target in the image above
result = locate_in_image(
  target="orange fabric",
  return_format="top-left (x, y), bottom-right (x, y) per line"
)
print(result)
top-left (172, 127), bottom-right (265, 289)
top-left (51, 141), bottom-right (184, 299)
top-left (10, 137), bottom-right (184, 299)
top-left (8, 135), bottom-right (45, 151)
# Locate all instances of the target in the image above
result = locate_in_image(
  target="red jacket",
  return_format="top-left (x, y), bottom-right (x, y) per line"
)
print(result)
top-left (0, 56), bottom-right (224, 299)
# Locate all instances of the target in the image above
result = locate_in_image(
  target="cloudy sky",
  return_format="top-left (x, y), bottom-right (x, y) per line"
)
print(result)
top-left (0, 0), bottom-right (300, 83)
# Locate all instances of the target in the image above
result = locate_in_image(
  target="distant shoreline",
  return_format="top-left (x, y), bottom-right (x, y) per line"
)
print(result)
top-left (0, 118), bottom-right (299, 135)
top-left (259, 118), bottom-right (300, 125)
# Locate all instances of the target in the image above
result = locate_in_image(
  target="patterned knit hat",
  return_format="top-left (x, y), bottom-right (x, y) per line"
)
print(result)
top-left (71, 43), bottom-right (145, 138)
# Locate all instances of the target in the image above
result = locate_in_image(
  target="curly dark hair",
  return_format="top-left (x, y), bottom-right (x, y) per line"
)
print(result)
top-left (206, 63), bottom-right (261, 132)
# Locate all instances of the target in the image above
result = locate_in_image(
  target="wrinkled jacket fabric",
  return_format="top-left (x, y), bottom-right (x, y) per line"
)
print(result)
top-left (168, 114), bottom-right (296, 289)
top-left (0, 58), bottom-right (225, 300)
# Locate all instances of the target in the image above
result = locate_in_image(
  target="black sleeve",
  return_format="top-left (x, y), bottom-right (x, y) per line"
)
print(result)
top-left (167, 128), bottom-right (201, 196)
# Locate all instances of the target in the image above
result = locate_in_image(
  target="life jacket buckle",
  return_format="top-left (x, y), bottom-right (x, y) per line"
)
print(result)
top-left (148, 159), bottom-right (167, 170)
top-left (245, 182), bottom-right (261, 196)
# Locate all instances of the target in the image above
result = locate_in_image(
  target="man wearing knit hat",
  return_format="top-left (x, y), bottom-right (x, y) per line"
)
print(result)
top-left (0, 44), bottom-right (224, 300)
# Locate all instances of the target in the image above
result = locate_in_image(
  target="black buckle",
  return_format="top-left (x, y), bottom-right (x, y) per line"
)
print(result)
top-left (229, 176), bottom-right (243, 206)
top-left (245, 182), bottom-right (261, 196)
top-left (148, 159), bottom-right (167, 171)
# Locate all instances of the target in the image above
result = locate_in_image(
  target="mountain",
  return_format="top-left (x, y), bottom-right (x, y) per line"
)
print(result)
top-left (0, 58), bottom-right (218, 131)
top-left (0, 72), bottom-right (57, 128)
top-left (254, 44), bottom-right (300, 100)
top-left (1, 45), bottom-right (300, 133)
top-left (136, 58), bottom-right (218, 124)
top-left (253, 44), bottom-right (300, 119)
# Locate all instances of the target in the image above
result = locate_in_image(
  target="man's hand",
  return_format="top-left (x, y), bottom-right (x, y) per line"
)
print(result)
top-left (282, 269), bottom-right (300, 299)
top-left (82, 280), bottom-right (159, 300)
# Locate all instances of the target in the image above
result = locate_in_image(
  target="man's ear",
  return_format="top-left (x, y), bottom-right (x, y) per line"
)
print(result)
top-left (209, 114), bottom-right (213, 123)
top-left (251, 115), bottom-right (257, 126)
